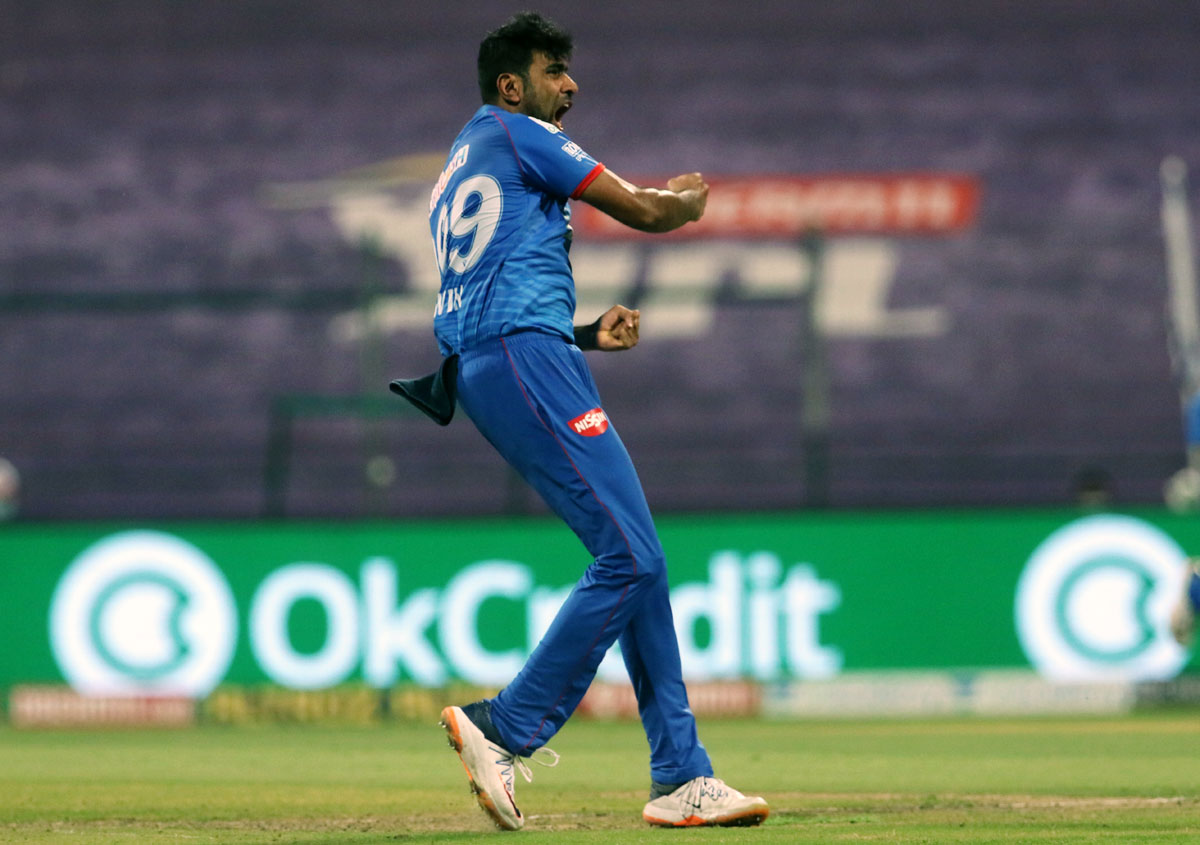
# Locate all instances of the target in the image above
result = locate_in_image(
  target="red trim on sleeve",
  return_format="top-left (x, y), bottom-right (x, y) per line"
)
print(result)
top-left (570, 163), bottom-right (606, 199)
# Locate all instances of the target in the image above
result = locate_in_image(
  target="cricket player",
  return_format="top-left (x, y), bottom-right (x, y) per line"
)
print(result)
top-left (1170, 559), bottom-right (1200, 646)
top-left (417, 10), bottom-right (768, 831)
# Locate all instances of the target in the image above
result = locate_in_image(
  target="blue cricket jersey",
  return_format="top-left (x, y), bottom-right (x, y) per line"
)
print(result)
top-left (429, 105), bottom-right (606, 356)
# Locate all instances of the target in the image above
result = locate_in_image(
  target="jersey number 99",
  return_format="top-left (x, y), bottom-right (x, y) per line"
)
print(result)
top-left (434, 175), bottom-right (503, 276)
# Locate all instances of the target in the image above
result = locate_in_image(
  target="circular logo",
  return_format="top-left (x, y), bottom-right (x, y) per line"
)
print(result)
top-left (49, 531), bottom-right (237, 695)
top-left (1015, 515), bottom-right (1188, 681)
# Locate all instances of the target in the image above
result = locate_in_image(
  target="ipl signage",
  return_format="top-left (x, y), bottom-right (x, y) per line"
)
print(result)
top-left (0, 510), bottom-right (1194, 697)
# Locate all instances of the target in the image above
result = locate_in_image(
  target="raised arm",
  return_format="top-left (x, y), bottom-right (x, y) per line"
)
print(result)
top-left (578, 169), bottom-right (709, 233)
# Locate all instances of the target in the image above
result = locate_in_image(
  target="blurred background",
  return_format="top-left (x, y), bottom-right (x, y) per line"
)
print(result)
top-left (3, 0), bottom-right (1198, 521)
top-left (3, 0), bottom-right (1200, 721)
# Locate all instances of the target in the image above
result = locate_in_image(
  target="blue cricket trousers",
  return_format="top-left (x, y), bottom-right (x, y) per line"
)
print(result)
top-left (455, 330), bottom-right (713, 784)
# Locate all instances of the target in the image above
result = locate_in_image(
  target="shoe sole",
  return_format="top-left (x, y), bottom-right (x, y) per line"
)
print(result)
top-left (644, 802), bottom-right (770, 827)
top-left (440, 705), bottom-right (522, 831)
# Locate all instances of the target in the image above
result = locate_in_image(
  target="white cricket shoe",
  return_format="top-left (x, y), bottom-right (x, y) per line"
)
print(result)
top-left (440, 705), bottom-right (558, 831)
top-left (1170, 558), bottom-right (1200, 646)
top-left (642, 776), bottom-right (769, 827)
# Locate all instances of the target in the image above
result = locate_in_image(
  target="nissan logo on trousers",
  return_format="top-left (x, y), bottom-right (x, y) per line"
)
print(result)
top-left (1014, 515), bottom-right (1189, 682)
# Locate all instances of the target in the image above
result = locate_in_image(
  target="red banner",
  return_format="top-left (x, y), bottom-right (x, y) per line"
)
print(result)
top-left (572, 173), bottom-right (980, 238)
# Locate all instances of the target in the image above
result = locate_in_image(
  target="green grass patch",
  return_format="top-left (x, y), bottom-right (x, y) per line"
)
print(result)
top-left (2, 714), bottom-right (1199, 842)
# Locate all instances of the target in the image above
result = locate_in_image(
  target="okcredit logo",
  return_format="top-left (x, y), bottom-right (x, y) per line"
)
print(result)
top-left (1014, 515), bottom-right (1189, 681)
top-left (49, 531), bottom-right (237, 696)
top-left (47, 531), bottom-right (843, 694)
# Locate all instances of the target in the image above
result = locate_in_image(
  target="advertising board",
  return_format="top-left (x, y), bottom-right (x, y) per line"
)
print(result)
top-left (1, 510), bottom-right (1195, 698)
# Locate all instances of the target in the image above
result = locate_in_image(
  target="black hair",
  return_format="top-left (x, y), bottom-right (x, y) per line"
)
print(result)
top-left (477, 11), bottom-right (573, 104)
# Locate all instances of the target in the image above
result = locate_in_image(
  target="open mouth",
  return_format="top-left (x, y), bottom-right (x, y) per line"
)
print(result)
top-left (554, 101), bottom-right (571, 126)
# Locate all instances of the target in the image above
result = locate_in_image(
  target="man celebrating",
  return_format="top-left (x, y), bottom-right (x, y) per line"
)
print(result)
top-left (427, 11), bottom-right (768, 830)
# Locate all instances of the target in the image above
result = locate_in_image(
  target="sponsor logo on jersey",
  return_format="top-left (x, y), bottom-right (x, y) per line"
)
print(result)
top-left (569, 407), bottom-right (609, 436)
top-left (560, 140), bottom-right (588, 162)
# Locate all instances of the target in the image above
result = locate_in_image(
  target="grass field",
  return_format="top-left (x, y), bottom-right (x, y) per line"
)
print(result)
top-left (3, 714), bottom-right (1200, 843)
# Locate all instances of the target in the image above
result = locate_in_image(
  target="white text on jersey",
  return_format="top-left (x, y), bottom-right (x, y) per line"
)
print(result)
top-left (429, 145), bottom-right (470, 214)
top-left (434, 285), bottom-right (465, 317)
